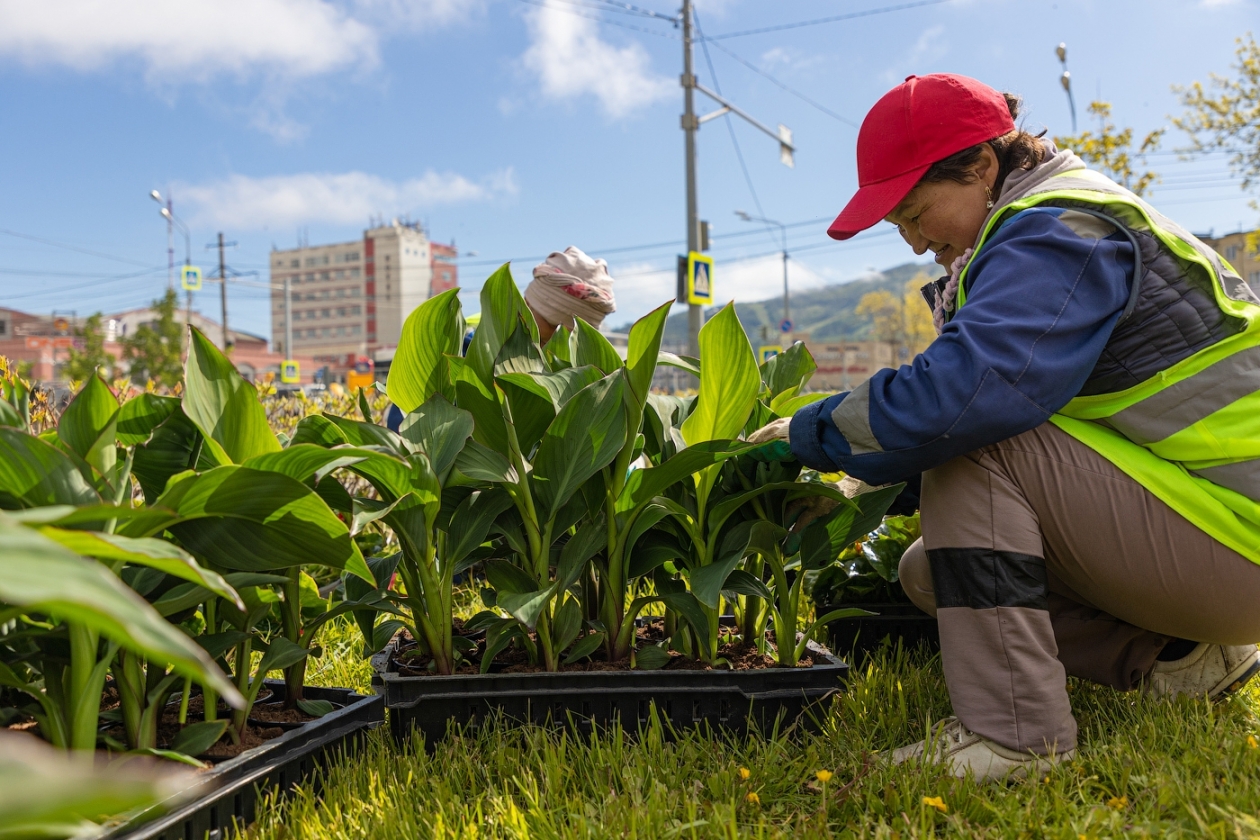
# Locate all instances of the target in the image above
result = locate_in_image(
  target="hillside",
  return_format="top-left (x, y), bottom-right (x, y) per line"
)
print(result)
top-left (645, 261), bottom-right (934, 346)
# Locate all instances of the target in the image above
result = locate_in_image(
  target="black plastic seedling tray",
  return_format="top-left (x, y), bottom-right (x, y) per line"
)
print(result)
top-left (372, 637), bottom-right (849, 743)
top-left (824, 602), bottom-right (940, 662)
top-left (103, 682), bottom-right (383, 840)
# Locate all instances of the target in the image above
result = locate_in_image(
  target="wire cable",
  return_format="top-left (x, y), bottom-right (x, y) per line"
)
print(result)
top-left (705, 0), bottom-right (953, 40)
top-left (511, 0), bottom-right (678, 38)
top-left (0, 228), bottom-right (152, 267)
top-left (702, 38), bottom-right (860, 129)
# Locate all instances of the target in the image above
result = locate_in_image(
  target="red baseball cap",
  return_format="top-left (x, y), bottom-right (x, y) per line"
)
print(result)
top-left (827, 74), bottom-right (1015, 240)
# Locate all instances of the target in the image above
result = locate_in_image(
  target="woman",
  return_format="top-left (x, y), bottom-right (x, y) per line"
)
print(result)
top-left (753, 74), bottom-right (1260, 781)
top-left (524, 246), bottom-right (617, 344)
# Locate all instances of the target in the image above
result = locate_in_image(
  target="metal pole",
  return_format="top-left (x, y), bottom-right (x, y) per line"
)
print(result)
top-left (283, 274), bottom-right (293, 359)
top-left (166, 197), bottom-right (174, 290)
top-left (681, 0), bottom-right (701, 359)
top-left (218, 232), bottom-right (230, 350)
top-left (782, 247), bottom-right (790, 326)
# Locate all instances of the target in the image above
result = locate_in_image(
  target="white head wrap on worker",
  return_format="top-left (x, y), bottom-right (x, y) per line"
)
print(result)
top-left (525, 246), bottom-right (617, 332)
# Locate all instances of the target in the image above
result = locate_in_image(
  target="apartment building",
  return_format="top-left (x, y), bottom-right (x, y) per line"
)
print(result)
top-left (1199, 229), bottom-right (1260, 295)
top-left (269, 221), bottom-right (459, 366)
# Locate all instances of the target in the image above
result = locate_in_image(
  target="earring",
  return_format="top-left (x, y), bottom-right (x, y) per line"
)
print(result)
top-left (985, 185), bottom-right (994, 209)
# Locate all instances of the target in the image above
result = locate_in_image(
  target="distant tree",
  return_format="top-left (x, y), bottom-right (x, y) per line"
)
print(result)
top-left (1174, 34), bottom-right (1260, 252)
top-left (856, 275), bottom-right (937, 362)
top-left (121, 289), bottom-right (184, 389)
top-left (64, 312), bottom-right (115, 382)
top-left (1054, 101), bottom-right (1164, 196)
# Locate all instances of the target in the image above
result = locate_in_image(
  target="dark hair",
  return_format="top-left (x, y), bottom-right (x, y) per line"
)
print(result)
top-left (921, 93), bottom-right (1047, 191)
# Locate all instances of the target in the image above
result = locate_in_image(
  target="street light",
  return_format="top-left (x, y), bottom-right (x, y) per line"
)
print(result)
top-left (734, 210), bottom-right (791, 335)
top-left (151, 191), bottom-right (194, 330)
top-left (1056, 42), bottom-right (1077, 133)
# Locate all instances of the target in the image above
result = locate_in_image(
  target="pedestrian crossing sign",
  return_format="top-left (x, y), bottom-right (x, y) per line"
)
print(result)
top-left (181, 265), bottom-right (202, 291)
top-left (280, 360), bottom-right (300, 384)
top-left (687, 251), bottom-right (714, 305)
top-left (758, 345), bottom-right (782, 363)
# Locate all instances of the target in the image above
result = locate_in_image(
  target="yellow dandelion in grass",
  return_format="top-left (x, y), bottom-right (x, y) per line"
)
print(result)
top-left (746, 791), bottom-right (760, 805)
top-left (815, 770), bottom-right (833, 784)
top-left (1107, 795), bottom-right (1128, 810)
top-left (738, 767), bottom-right (751, 780)
top-left (922, 796), bottom-right (947, 813)
top-left (1248, 735), bottom-right (1258, 750)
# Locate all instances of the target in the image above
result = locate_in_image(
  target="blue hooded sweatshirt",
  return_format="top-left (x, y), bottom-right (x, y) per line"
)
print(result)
top-left (788, 207), bottom-right (1134, 484)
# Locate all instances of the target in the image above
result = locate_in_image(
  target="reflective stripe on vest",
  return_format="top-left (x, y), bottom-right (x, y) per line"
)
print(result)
top-left (955, 168), bottom-right (1260, 561)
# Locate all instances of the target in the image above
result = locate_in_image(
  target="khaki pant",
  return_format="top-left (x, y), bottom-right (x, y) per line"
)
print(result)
top-left (899, 423), bottom-right (1260, 755)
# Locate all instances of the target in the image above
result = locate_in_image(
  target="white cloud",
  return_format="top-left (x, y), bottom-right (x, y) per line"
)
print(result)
top-left (349, 0), bottom-right (485, 30)
top-left (0, 0), bottom-right (378, 83)
top-left (521, 0), bottom-right (673, 119)
top-left (882, 24), bottom-right (947, 82)
top-left (607, 254), bottom-right (832, 326)
top-left (179, 169), bottom-right (517, 229)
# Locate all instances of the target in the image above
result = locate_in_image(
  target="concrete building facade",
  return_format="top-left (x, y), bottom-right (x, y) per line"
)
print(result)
top-left (1199, 229), bottom-right (1260, 295)
top-left (268, 221), bottom-right (459, 375)
top-left (803, 339), bottom-right (896, 392)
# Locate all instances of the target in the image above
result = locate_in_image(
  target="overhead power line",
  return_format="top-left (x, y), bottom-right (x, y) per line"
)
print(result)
top-left (511, 0), bottom-right (678, 38)
top-left (702, 38), bottom-right (860, 129)
top-left (0, 227), bottom-right (152, 267)
top-left (706, 0), bottom-right (952, 40)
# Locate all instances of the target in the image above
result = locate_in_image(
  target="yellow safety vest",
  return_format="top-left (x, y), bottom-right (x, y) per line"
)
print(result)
top-left (956, 168), bottom-right (1260, 562)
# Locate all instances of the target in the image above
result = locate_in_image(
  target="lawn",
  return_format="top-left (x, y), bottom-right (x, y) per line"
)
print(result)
top-left (240, 615), bottom-right (1260, 840)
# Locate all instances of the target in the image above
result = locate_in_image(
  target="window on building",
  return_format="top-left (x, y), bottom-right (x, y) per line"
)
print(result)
top-left (305, 273), bottom-right (315, 282)
top-left (0, 320), bottom-right (7, 336)
top-left (350, 287), bottom-right (361, 297)
top-left (321, 309), bottom-right (330, 318)
top-left (349, 267), bottom-right (361, 278)
top-left (345, 252), bottom-right (359, 262)
top-left (305, 257), bottom-right (316, 267)
top-left (351, 305), bottom-right (361, 315)
top-left (322, 327), bottom-right (331, 337)
top-left (290, 259), bottom-right (299, 268)
top-left (338, 326), bottom-right (347, 336)
top-left (319, 290), bottom-right (329, 299)
top-left (1226, 245), bottom-right (1239, 262)
top-left (320, 271), bottom-right (330, 281)
top-left (334, 270), bottom-right (344, 279)
top-left (351, 325), bottom-right (361, 336)
top-left (320, 255), bottom-right (329, 265)
top-left (335, 288), bottom-right (344, 298)
top-left (1251, 270), bottom-right (1260, 286)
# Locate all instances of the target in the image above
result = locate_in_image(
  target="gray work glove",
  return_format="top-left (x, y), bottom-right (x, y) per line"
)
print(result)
top-left (746, 417), bottom-right (793, 462)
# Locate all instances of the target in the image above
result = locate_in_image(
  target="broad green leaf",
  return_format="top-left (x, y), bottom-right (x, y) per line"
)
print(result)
top-left (321, 413), bottom-right (410, 457)
top-left (625, 301), bottom-right (671, 406)
top-left (57, 372), bottom-right (118, 477)
top-left (290, 414), bottom-right (350, 447)
top-left (759, 341), bottom-right (817, 400)
top-left (770, 392), bottom-right (824, 417)
top-left (501, 366), bottom-right (604, 411)
top-left (243, 445), bottom-right (367, 486)
top-left (680, 303), bottom-right (760, 446)
top-left (183, 327), bottom-right (281, 463)
top-left (545, 324), bottom-right (573, 365)
top-left (657, 351), bottom-right (700, 377)
top-left (557, 517), bottom-right (605, 592)
top-left (448, 356), bottom-right (511, 456)
top-left (4, 504), bottom-right (152, 528)
top-left (125, 466), bottom-right (373, 584)
top-left (493, 320), bottom-right (546, 377)
top-left (116, 393), bottom-right (180, 446)
top-left (398, 394), bottom-right (474, 478)
top-left (0, 514), bottom-right (242, 705)
top-left (0, 397), bottom-right (22, 429)
top-left (37, 528), bottom-right (242, 608)
top-left (563, 631), bottom-right (604, 664)
top-left (497, 587), bottom-right (554, 631)
top-left (531, 372), bottom-right (627, 521)
top-left (453, 440), bottom-right (517, 484)
top-left (689, 552), bottom-right (746, 610)
top-left (388, 288), bottom-right (464, 412)
top-left (621, 440), bottom-right (755, 509)
top-left (0, 428), bottom-right (98, 508)
top-left (634, 644), bottom-right (672, 670)
top-left (295, 698), bottom-right (336, 717)
top-left (257, 635), bottom-right (309, 674)
top-left (446, 489), bottom-right (514, 567)
top-left (573, 318), bottom-right (622, 375)
top-left (723, 568), bottom-right (773, 600)
top-left (552, 595), bottom-right (582, 654)
top-left (170, 719), bottom-right (228, 757)
top-left (799, 484), bottom-right (904, 570)
top-left (467, 264), bottom-right (536, 387)
top-left (131, 408), bottom-right (209, 504)
top-left (485, 559), bottom-right (538, 594)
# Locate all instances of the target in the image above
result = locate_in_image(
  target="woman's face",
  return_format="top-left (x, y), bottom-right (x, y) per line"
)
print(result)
top-left (884, 144), bottom-right (999, 270)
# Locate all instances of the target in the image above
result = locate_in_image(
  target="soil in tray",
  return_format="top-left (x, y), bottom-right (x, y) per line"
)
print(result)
top-left (392, 621), bottom-right (815, 676)
top-left (101, 692), bottom-right (289, 760)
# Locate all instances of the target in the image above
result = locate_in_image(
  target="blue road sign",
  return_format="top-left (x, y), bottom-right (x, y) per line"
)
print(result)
top-left (779, 318), bottom-right (793, 333)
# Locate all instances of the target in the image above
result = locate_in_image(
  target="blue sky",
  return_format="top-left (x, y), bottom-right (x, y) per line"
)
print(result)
top-left (1, 0), bottom-right (1256, 341)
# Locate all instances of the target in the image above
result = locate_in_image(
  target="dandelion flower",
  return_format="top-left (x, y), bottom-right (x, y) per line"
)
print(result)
top-left (746, 791), bottom-right (760, 805)
top-left (1107, 795), bottom-right (1128, 810)
top-left (1248, 735), bottom-right (1258, 750)
top-left (815, 769), bottom-right (833, 784)
top-left (922, 795), bottom-right (947, 813)
top-left (738, 767), bottom-right (751, 780)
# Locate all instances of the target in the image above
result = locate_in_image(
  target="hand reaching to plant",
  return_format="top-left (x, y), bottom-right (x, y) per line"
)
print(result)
top-left (747, 417), bottom-right (793, 462)
top-left (788, 475), bottom-right (891, 535)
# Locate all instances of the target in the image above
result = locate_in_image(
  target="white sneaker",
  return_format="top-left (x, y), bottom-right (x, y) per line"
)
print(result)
top-left (890, 717), bottom-right (1074, 783)
top-left (1147, 643), bottom-right (1260, 701)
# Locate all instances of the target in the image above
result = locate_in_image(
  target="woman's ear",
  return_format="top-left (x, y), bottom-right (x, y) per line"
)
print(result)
top-left (972, 144), bottom-right (1000, 189)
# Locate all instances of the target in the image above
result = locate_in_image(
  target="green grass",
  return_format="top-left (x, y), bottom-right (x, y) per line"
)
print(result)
top-left (239, 619), bottom-right (1260, 839)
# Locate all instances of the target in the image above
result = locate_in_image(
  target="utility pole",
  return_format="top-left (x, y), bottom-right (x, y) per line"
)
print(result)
top-left (678, 0), bottom-right (795, 358)
top-left (217, 232), bottom-right (230, 350)
top-left (681, 0), bottom-right (701, 358)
